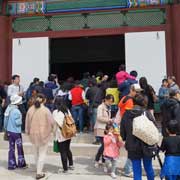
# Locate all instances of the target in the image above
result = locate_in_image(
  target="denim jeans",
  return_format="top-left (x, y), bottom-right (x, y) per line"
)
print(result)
top-left (71, 105), bottom-right (84, 133)
top-left (132, 158), bottom-right (155, 180)
top-left (105, 158), bottom-right (118, 173)
top-left (89, 108), bottom-right (97, 131)
top-left (124, 158), bottom-right (133, 174)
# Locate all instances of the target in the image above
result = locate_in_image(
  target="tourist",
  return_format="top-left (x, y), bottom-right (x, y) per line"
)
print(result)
top-left (53, 96), bottom-right (74, 173)
top-left (119, 70), bottom-right (138, 98)
top-left (118, 84), bottom-right (143, 177)
top-left (7, 75), bottom-right (24, 98)
top-left (106, 80), bottom-right (119, 118)
top-left (120, 94), bottom-right (155, 180)
top-left (45, 74), bottom-right (60, 96)
top-left (69, 80), bottom-right (85, 134)
top-left (160, 120), bottom-right (180, 180)
top-left (168, 76), bottom-right (179, 92)
top-left (94, 94), bottom-right (114, 168)
top-left (25, 94), bottom-right (54, 180)
top-left (56, 83), bottom-right (71, 109)
top-left (139, 77), bottom-right (157, 115)
top-left (7, 75), bottom-right (26, 131)
top-left (26, 78), bottom-right (40, 101)
top-left (115, 65), bottom-right (136, 98)
top-left (81, 72), bottom-right (91, 89)
top-left (103, 122), bottom-right (123, 179)
top-left (86, 80), bottom-right (104, 132)
top-left (161, 89), bottom-right (180, 136)
top-left (158, 78), bottom-right (169, 107)
top-left (4, 95), bottom-right (27, 170)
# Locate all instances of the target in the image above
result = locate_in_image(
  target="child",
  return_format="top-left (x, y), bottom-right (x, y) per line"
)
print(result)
top-left (103, 122), bottom-right (123, 179)
top-left (160, 120), bottom-right (180, 180)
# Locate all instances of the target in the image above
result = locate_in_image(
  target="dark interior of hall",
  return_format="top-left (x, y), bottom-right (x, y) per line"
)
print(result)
top-left (50, 35), bottom-right (125, 80)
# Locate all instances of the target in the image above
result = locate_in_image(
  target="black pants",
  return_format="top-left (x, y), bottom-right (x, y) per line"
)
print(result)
top-left (95, 137), bottom-right (105, 163)
top-left (58, 139), bottom-right (73, 171)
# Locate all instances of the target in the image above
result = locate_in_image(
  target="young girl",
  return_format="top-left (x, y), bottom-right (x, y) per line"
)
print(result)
top-left (160, 120), bottom-right (180, 180)
top-left (103, 122), bottom-right (123, 179)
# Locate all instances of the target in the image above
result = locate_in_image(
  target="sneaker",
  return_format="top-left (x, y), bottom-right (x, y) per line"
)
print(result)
top-left (111, 172), bottom-right (117, 179)
top-left (103, 166), bottom-right (108, 173)
top-left (123, 172), bottom-right (133, 178)
top-left (63, 170), bottom-right (69, 173)
top-left (19, 164), bottom-right (29, 169)
top-left (69, 166), bottom-right (75, 170)
top-left (36, 173), bottom-right (45, 180)
top-left (94, 162), bottom-right (99, 168)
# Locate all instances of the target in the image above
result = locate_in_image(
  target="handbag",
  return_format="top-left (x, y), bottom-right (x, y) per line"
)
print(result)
top-left (133, 112), bottom-right (160, 145)
top-left (53, 140), bottom-right (60, 153)
top-left (3, 130), bottom-right (9, 141)
top-left (142, 143), bottom-right (159, 158)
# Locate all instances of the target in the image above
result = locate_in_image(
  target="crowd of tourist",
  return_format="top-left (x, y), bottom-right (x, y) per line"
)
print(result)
top-left (0, 65), bottom-right (180, 180)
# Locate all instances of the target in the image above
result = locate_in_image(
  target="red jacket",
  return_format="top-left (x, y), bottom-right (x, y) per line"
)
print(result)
top-left (70, 86), bottom-right (84, 106)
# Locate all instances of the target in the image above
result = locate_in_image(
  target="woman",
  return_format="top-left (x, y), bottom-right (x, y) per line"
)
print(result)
top-left (4, 94), bottom-right (27, 170)
top-left (139, 77), bottom-right (157, 115)
top-left (120, 94), bottom-right (155, 180)
top-left (53, 96), bottom-right (74, 173)
top-left (25, 94), bottom-right (54, 180)
top-left (94, 94), bottom-right (114, 168)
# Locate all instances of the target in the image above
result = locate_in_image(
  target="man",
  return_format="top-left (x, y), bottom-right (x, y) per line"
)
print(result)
top-left (119, 83), bottom-right (143, 177)
top-left (86, 80), bottom-right (104, 132)
top-left (168, 76), bottom-right (179, 92)
top-left (7, 75), bottom-right (26, 131)
top-left (69, 81), bottom-right (85, 134)
top-left (118, 83), bottom-right (142, 117)
top-left (45, 74), bottom-right (60, 97)
top-left (8, 75), bottom-right (24, 98)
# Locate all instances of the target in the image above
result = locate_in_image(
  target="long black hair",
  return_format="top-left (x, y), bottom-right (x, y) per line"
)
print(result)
top-left (54, 96), bottom-right (68, 114)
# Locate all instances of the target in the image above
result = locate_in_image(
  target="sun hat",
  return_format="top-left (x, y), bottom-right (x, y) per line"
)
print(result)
top-left (133, 84), bottom-right (143, 92)
top-left (10, 95), bottom-right (22, 105)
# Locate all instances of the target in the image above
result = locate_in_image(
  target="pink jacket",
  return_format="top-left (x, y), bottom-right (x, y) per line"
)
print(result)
top-left (103, 133), bottom-right (123, 159)
top-left (116, 71), bottom-right (135, 85)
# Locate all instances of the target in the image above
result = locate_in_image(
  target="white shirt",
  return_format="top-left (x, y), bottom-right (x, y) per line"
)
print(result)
top-left (7, 84), bottom-right (24, 97)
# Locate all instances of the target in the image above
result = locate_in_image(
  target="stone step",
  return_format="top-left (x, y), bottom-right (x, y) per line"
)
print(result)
top-left (0, 133), bottom-right (99, 156)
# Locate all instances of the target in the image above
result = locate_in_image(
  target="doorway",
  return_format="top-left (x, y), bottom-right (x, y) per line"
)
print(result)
top-left (50, 35), bottom-right (125, 80)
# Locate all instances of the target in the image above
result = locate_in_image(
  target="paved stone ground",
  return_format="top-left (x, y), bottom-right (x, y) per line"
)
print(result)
top-left (0, 149), bottom-right (161, 180)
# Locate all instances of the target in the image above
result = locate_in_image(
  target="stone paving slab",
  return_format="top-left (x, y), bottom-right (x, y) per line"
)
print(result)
top-left (0, 150), bottom-right (161, 180)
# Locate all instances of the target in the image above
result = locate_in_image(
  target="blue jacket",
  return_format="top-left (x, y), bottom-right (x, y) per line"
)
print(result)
top-left (4, 105), bottom-right (22, 133)
top-left (158, 86), bottom-right (169, 106)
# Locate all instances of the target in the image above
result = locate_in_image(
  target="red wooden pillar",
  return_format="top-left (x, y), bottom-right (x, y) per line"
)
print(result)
top-left (0, 16), bottom-right (10, 82)
top-left (171, 4), bottom-right (180, 85)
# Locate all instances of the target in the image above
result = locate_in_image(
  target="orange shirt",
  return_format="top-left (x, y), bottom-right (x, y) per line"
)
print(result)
top-left (118, 96), bottom-right (134, 117)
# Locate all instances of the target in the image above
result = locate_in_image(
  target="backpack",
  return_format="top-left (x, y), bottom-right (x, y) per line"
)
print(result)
top-left (132, 112), bottom-right (160, 145)
top-left (61, 114), bottom-right (77, 139)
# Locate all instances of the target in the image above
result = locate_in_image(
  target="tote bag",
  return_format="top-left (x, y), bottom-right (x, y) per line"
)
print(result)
top-left (133, 113), bottom-right (159, 145)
